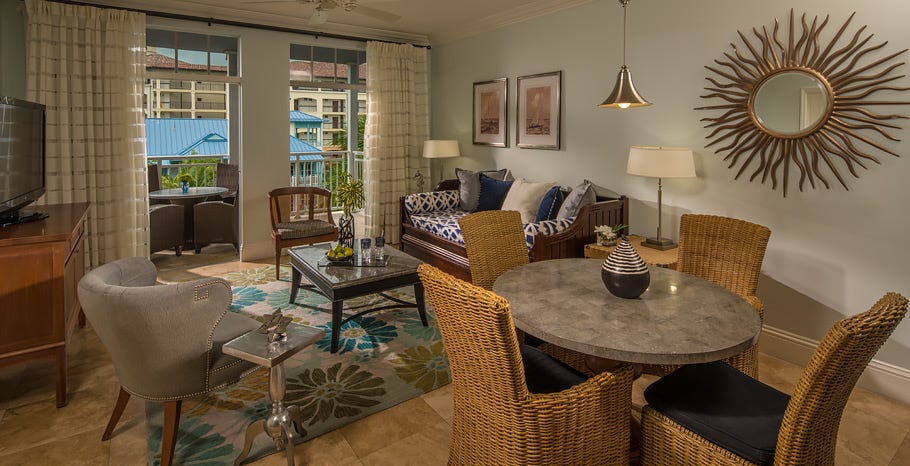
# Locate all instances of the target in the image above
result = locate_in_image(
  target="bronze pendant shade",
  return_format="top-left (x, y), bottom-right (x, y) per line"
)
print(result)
top-left (600, 0), bottom-right (651, 108)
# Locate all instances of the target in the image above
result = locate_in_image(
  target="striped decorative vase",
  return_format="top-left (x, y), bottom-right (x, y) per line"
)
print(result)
top-left (601, 237), bottom-right (650, 299)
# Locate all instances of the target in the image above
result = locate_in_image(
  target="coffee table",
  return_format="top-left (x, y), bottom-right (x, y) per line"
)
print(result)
top-left (287, 244), bottom-right (428, 353)
top-left (222, 322), bottom-right (325, 466)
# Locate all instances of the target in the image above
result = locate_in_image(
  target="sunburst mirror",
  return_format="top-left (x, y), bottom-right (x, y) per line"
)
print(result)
top-left (696, 10), bottom-right (910, 196)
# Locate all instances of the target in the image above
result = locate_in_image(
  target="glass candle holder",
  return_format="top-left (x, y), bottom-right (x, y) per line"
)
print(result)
top-left (373, 236), bottom-right (385, 261)
top-left (359, 238), bottom-right (371, 262)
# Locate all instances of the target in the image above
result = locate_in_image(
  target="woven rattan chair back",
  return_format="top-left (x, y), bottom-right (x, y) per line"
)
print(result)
top-left (458, 210), bottom-right (529, 290)
top-left (774, 292), bottom-right (907, 465)
top-left (676, 214), bottom-right (771, 298)
top-left (417, 264), bottom-right (635, 465)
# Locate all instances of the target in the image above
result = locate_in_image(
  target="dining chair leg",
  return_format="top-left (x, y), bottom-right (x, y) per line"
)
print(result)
top-left (160, 400), bottom-right (182, 466)
top-left (101, 387), bottom-right (131, 441)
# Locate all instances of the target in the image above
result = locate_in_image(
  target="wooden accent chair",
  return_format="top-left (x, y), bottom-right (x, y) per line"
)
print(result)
top-left (418, 264), bottom-right (635, 465)
top-left (268, 187), bottom-right (338, 280)
top-left (640, 292), bottom-right (907, 466)
top-left (673, 214), bottom-right (771, 378)
top-left (77, 257), bottom-right (261, 466)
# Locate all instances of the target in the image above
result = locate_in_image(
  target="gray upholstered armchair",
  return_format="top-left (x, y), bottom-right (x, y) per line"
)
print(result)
top-left (77, 257), bottom-right (260, 466)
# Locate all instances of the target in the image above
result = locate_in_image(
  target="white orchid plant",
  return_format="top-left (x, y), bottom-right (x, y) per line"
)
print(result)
top-left (594, 224), bottom-right (628, 245)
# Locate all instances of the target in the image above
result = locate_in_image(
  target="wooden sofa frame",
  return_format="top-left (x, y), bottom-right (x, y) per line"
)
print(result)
top-left (399, 180), bottom-right (629, 282)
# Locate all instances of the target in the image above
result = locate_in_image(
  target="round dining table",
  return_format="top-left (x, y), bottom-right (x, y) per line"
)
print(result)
top-left (492, 259), bottom-right (760, 366)
top-left (149, 187), bottom-right (228, 248)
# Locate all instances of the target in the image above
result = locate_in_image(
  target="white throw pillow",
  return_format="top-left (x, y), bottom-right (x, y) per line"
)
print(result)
top-left (501, 179), bottom-right (556, 224)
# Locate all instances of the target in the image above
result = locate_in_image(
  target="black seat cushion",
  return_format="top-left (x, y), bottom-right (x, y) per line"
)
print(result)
top-left (523, 333), bottom-right (545, 347)
top-left (644, 361), bottom-right (790, 465)
top-left (520, 344), bottom-right (588, 394)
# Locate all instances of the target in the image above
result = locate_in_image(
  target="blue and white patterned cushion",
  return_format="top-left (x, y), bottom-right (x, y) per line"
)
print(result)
top-left (410, 210), bottom-right (575, 249)
top-left (404, 190), bottom-right (460, 215)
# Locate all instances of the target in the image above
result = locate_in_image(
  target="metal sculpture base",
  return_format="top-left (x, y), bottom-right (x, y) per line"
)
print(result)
top-left (234, 363), bottom-right (305, 466)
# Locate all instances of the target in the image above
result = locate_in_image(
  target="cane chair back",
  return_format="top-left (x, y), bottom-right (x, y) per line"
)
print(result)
top-left (641, 292), bottom-right (908, 466)
top-left (268, 187), bottom-right (338, 279)
top-left (675, 214), bottom-right (771, 377)
top-left (458, 210), bottom-right (529, 290)
top-left (418, 264), bottom-right (634, 465)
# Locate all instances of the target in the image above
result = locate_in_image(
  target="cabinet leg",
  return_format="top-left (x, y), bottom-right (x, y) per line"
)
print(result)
top-left (55, 347), bottom-right (67, 408)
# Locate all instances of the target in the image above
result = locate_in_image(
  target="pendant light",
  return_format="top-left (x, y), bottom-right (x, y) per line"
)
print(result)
top-left (599, 0), bottom-right (651, 109)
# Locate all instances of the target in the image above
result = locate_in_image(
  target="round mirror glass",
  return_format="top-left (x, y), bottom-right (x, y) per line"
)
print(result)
top-left (753, 71), bottom-right (829, 135)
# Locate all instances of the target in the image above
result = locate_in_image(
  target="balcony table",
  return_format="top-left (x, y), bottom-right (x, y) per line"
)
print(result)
top-left (149, 187), bottom-right (228, 249)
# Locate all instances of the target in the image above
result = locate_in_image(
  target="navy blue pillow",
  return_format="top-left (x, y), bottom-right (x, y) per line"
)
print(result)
top-left (475, 174), bottom-right (514, 211)
top-left (535, 186), bottom-right (565, 222)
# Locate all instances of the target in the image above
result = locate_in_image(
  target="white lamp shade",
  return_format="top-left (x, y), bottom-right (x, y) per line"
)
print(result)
top-left (627, 146), bottom-right (696, 178)
top-left (423, 140), bottom-right (460, 159)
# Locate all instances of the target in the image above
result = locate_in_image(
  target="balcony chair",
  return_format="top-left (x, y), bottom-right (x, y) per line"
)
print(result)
top-left (148, 163), bottom-right (166, 205)
top-left (640, 292), bottom-right (907, 466)
top-left (77, 257), bottom-right (261, 466)
top-left (193, 197), bottom-right (238, 253)
top-left (418, 264), bottom-right (635, 465)
top-left (268, 186), bottom-right (338, 280)
top-left (149, 203), bottom-right (184, 255)
top-left (215, 162), bottom-right (239, 204)
top-left (653, 214), bottom-right (771, 378)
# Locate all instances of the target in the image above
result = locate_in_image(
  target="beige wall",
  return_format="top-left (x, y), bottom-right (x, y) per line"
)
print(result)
top-left (430, 0), bottom-right (910, 369)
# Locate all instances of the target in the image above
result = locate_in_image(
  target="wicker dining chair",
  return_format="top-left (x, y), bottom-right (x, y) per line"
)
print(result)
top-left (268, 187), bottom-right (338, 280)
top-left (458, 210), bottom-right (589, 372)
top-left (418, 264), bottom-right (635, 465)
top-left (640, 292), bottom-right (907, 466)
top-left (671, 214), bottom-right (771, 378)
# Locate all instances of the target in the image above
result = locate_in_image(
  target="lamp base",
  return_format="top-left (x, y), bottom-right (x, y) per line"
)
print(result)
top-left (641, 237), bottom-right (677, 251)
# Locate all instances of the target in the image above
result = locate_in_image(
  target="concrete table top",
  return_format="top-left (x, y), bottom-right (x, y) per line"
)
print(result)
top-left (493, 259), bottom-right (761, 365)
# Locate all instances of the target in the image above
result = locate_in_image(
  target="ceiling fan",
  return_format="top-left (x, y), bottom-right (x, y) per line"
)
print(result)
top-left (239, 0), bottom-right (401, 25)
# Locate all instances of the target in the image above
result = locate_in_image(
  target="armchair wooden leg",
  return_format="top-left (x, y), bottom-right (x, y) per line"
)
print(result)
top-left (102, 387), bottom-right (131, 441)
top-left (275, 245), bottom-right (282, 280)
top-left (160, 400), bottom-right (182, 466)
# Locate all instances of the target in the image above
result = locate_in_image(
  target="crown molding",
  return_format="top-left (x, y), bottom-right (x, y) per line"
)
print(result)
top-left (431, 0), bottom-right (593, 44)
top-left (78, 0), bottom-right (430, 45)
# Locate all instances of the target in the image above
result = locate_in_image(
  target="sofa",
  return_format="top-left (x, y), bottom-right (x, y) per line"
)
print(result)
top-left (400, 176), bottom-right (629, 281)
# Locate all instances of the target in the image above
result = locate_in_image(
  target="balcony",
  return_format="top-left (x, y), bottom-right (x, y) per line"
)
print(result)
top-left (148, 151), bottom-right (364, 211)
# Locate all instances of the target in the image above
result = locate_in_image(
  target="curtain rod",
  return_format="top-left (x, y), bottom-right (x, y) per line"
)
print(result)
top-left (41, 0), bottom-right (431, 49)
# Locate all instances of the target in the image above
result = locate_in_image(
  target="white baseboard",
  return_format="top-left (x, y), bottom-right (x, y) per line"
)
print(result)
top-left (760, 325), bottom-right (910, 405)
top-left (239, 239), bottom-right (273, 262)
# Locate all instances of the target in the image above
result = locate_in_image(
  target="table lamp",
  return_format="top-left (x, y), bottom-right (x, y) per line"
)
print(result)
top-left (627, 146), bottom-right (695, 250)
top-left (419, 140), bottom-right (460, 191)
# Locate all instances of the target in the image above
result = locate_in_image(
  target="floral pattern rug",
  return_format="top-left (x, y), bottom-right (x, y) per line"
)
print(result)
top-left (145, 265), bottom-right (450, 465)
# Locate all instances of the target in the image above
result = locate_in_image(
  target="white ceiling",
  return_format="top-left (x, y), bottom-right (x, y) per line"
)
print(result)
top-left (85, 0), bottom-right (594, 45)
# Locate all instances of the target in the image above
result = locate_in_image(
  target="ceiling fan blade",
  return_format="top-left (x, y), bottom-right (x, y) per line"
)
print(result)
top-left (351, 5), bottom-right (400, 23)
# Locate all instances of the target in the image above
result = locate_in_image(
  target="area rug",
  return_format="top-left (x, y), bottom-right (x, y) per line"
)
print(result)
top-left (145, 265), bottom-right (450, 465)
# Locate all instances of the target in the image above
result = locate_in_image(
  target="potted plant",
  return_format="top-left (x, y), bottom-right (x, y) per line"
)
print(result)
top-left (174, 173), bottom-right (195, 193)
top-left (334, 174), bottom-right (364, 248)
top-left (594, 223), bottom-right (628, 247)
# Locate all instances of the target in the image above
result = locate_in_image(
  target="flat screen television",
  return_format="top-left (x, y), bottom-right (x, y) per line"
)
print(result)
top-left (0, 96), bottom-right (46, 225)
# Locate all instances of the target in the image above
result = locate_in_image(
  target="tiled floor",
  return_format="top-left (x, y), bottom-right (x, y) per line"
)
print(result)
top-left (1, 247), bottom-right (908, 465)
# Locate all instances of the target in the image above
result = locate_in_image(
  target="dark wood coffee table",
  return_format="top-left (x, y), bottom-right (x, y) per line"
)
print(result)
top-left (287, 244), bottom-right (428, 353)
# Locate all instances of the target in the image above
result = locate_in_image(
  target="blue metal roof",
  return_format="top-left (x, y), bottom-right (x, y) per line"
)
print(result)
top-left (290, 110), bottom-right (325, 123)
top-left (146, 118), bottom-right (325, 159)
top-left (289, 136), bottom-right (323, 160)
top-left (146, 118), bottom-right (228, 156)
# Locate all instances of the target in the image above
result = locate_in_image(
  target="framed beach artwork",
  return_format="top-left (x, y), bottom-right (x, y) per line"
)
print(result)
top-left (516, 71), bottom-right (561, 150)
top-left (473, 78), bottom-right (508, 147)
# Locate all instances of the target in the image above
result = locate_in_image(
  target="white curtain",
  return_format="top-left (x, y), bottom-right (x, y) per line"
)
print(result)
top-left (363, 41), bottom-right (429, 242)
top-left (25, 0), bottom-right (147, 267)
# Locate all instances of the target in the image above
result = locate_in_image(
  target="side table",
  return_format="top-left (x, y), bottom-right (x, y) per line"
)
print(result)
top-left (223, 322), bottom-right (325, 466)
top-left (584, 234), bottom-right (679, 268)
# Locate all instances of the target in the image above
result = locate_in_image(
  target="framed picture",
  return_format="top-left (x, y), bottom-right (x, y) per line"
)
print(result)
top-left (473, 78), bottom-right (508, 147)
top-left (517, 71), bottom-right (561, 150)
